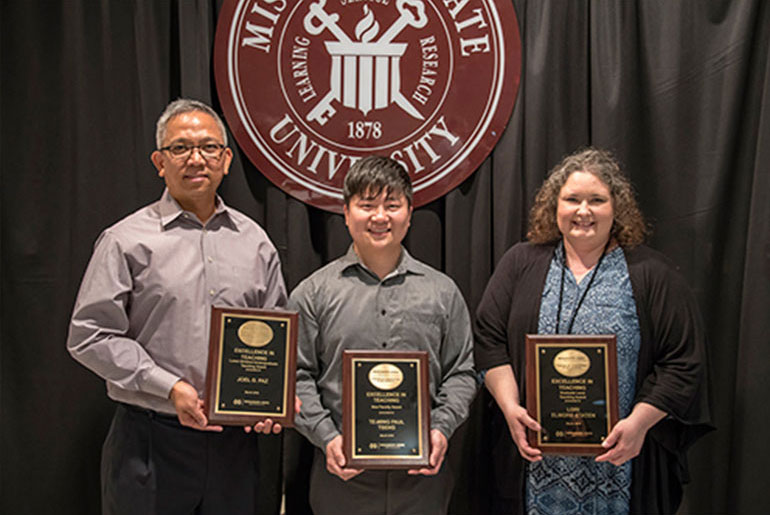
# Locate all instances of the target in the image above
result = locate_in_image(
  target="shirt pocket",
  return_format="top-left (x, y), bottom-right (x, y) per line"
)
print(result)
top-left (396, 311), bottom-right (445, 349)
top-left (218, 263), bottom-right (268, 307)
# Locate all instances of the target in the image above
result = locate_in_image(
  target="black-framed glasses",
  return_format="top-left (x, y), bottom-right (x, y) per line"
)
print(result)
top-left (160, 143), bottom-right (226, 160)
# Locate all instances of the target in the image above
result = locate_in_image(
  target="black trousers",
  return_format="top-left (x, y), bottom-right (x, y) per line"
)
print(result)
top-left (308, 448), bottom-right (454, 515)
top-left (101, 404), bottom-right (260, 515)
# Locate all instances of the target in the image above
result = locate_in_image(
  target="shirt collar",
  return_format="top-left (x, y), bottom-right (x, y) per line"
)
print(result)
top-left (555, 238), bottom-right (623, 266)
top-left (158, 188), bottom-right (232, 229)
top-left (340, 244), bottom-right (424, 280)
top-left (158, 188), bottom-right (234, 227)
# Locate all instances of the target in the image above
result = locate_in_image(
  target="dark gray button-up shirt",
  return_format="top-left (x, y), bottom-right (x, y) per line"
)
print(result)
top-left (67, 189), bottom-right (287, 414)
top-left (289, 246), bottom-right (477, 449)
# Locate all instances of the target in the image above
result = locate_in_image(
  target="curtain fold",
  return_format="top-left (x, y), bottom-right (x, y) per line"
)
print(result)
top-left (2, 1), bottom-right (768, 513)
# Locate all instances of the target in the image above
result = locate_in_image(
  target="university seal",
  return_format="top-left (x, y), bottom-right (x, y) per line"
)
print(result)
top-left (215, 0), bottom-right (520, 212)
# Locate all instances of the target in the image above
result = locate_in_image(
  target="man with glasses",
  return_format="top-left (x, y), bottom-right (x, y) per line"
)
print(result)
top-left (67, 99), bottom-right (288, 514)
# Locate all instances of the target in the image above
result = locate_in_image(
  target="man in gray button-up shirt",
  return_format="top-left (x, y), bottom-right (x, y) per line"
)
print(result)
top-left (67, 99), bottom-right (287, 515)
top-left (289, 156), bottom-right (477, 515)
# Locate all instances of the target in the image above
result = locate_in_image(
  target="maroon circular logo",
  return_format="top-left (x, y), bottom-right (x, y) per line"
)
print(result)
top-left (215, 0), bottom-right (520, 212)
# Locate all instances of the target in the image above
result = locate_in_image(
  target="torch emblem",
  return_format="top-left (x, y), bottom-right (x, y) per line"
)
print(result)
top-left (303, 0), bottom-right (428, 125)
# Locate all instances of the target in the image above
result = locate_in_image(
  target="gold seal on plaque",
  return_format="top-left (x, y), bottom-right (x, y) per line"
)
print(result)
top-left (368, 364), bottom-right (404, 390)
top-left (237, 320), bottom-right (273, 348)
top-left (553, 349), bottom-right (591, 377)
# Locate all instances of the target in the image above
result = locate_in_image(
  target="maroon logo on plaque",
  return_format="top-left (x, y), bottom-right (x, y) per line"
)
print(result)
top-left (215, 0), bottom-right (520, 212)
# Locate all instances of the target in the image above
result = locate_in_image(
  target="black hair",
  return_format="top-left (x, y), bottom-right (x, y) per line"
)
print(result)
top-left (343, 155), bottom-right (413, 206)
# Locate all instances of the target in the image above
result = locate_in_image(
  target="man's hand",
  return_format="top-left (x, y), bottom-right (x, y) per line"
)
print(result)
top-left (408, 429), bottom-right (448, 476)
top-left (504, 404), bottom-right (542, 462)
top-left (325, 435), bottom-right (363, 481)
top-left (245, 418), bottom-right (281, 434)
top-left (169, 380), bottom-right (223, 432)
top-left (244, 395), bottom-right (302, 434)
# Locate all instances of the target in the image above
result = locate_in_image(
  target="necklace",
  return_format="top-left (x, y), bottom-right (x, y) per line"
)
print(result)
top-left (556, 239), bottom-right (612, 334)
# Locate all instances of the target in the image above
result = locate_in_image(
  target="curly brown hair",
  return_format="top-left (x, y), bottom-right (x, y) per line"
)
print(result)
top-left (527, 147), bottom-right (648, 247)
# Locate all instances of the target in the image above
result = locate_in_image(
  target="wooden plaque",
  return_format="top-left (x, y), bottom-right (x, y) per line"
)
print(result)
top-left (342, 350), bottom-right (430, 469)
top-left (205, 306), bottom-right (297, 426)
top-left (525, 334), bottom-right (618, 455)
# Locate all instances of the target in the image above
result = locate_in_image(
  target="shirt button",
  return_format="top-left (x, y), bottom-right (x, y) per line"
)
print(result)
top-left (209, 289), bottom-right (215, 296)
top-left (381, 309), bottom-right (386, 315)
top-left (381, 342), bottom-right (387, 348)
top-left (208, 257), bottom-right (213, 263)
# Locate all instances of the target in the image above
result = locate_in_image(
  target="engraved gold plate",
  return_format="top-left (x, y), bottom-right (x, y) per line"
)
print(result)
top-left (368, 363), bottom-right (404, 390)
top-left (343, 350), bottom-right (430, 469)
top-left (205, 306), bottom-right (298, 426)
top-left (526, 335), bottom-right (618, 455)
top-left (237, 320), bottom-right (274, 348)
top-left (552, 349), bottom-right (591, 377)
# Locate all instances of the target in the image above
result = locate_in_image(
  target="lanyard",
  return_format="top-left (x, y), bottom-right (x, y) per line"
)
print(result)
top-left (556, 239), bottom-right (611, 334)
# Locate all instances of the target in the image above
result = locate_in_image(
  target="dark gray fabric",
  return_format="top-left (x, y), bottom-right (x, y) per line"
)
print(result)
top-left (1, 1), bottom-right (768, 514)
top-left (289, 245), bottom-right (476, 449)
top-left (308, 448), bottom-right (453, 515)
top-left (102, 404), bottom-right (260, 515)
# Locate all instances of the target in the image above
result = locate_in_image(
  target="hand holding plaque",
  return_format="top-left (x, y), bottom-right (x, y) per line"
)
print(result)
top-left (525, 335), bottom-right (618, 455)
top-left (342, 350), bottom-right (430, 469)
top-left (205, 307), bottom-right (297, 426)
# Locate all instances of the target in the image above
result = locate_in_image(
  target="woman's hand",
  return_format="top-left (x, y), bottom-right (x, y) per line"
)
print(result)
top-left (596, 402), bottom-right (666, 466)
top-left (504, 404), bottom-right (543, 462)
top-left (484, 365), bottom-right (542, 462)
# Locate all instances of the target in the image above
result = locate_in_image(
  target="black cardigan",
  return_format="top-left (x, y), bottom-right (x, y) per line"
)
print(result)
top-left (474, 242), bottom-right (714, 514)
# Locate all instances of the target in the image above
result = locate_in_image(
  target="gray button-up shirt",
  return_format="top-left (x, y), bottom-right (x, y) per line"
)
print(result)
top-left (289, 246), bottom-right (477, 449)
top-left (67, 189), bottom-right (287, 414)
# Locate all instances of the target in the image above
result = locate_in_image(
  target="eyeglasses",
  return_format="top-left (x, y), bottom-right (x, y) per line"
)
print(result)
top-left (160, 143), bottom-right (226, 161)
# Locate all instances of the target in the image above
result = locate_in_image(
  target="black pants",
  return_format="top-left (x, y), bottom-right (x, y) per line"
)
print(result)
top-left (308, 448), bottom-right (454, 515)
top-left (101, 404), bottom-right (259, 515)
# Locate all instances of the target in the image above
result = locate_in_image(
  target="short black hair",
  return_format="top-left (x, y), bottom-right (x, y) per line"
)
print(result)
top-left (343, 156), bottom-right (413, 206)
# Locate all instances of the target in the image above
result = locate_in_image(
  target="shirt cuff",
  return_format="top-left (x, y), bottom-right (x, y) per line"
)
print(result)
top-left (314, 418), bottom-right (341, 450)
top-left (430, 411), bottom-right (456, 441)
top-left (142, 366), bottom-right (182, 399)
top-left (296, 413), bottom-right (340, 450)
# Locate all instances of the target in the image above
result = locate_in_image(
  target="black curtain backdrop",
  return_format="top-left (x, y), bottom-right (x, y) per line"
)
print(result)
top-left (2, 1), bottom-right (768, 514)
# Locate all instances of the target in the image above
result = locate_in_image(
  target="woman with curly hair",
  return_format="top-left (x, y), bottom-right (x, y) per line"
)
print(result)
top-left (474, 148), bottom-right (713, 514)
